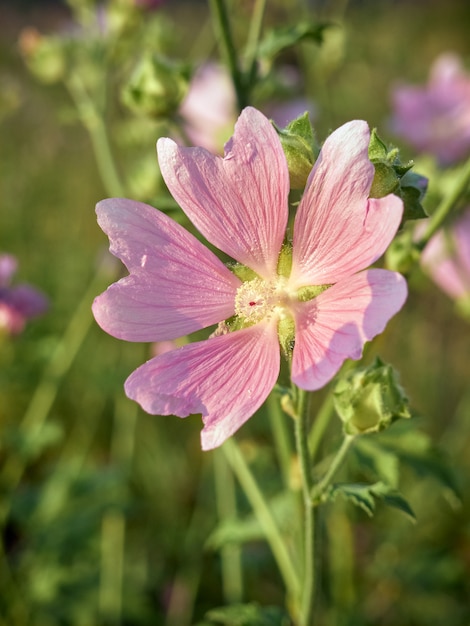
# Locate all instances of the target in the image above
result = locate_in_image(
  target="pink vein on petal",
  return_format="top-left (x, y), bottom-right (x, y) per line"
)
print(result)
top-left (291, 269), bottom-right (408, 390)
top-left (124, 319), bottom-right (281, 450)
top-left (92, 198), bottom-right (241, 341)
top-left (157, 107), bottom-right (289, 280)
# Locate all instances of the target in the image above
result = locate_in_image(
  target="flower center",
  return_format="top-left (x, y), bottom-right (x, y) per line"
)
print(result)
top-left (234, 277), bottom-right (290, 325)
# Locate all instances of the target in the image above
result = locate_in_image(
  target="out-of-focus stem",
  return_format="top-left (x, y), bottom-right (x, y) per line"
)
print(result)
top-left (293, 388), bottom-right (316, 626)
top-left (66, 73), bottom-right (124, 197)
top-left (245, 0), bottom-right (267, 88)
top-left (209, 0), bottom-right (248, 111)
top-left (213, 448), bottom-right (243, 603)
top-left (222, 438), bottom-right (301, 604)
top-left (312, 434), bottom-right (356, 504)
top-left (417, 154), bottom-right (470, 249)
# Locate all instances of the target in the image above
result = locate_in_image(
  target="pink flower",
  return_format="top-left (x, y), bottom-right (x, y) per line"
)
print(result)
top-left (179, 63), bottom-right (237, 153)
top-left (421, 208), bottom-right (470, 300)
top-left (0, 254), bottom-right (48, 335)
top-left (390, 52), bottom-right (470, 166)
top-left (92, 107), bottom-right (407, 450)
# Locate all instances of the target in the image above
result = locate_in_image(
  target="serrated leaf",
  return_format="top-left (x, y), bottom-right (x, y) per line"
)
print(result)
top-left (327, 481), bottom-right (416, 521)
top-left (258, 22), bottom-right (330, 62)
top-left (197, 603), bottom-right (290, 626)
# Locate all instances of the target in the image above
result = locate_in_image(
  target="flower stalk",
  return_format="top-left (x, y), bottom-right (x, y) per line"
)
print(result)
top-left (293, 387), bottom-right (316, 626)
top-left (312, 434), bottom-right (356, 505)
top-left (417, 153), bottom-right (470, 250)
top-left (222, 438), bottom-right (301, 606)
top-left (208, 0), bottom-right (248, 111)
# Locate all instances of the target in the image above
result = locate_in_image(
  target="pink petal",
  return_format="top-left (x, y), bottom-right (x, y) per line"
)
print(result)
top-left (157, 107), bottom-right (289, 280)
top-left (289, 121), bottom-right (403, 288)
top-left (291, 269), bottom-right (407, 390)
top-left (92, 198), bottom-right (241, 341)
top-left (125, 320), bottom-right (281, 450)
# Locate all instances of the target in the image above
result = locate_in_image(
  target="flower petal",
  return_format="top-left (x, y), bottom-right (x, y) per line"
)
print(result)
top-left (291, 269), bottom-right (407, 390)
top-left (92, 198), bottom-right (241, 341)
top-left (125, 320), bottom-right (281, 450)
top-left (289, 121), bottom-right (403, 288)
top-left (157, 107), bottom-right (289, 280)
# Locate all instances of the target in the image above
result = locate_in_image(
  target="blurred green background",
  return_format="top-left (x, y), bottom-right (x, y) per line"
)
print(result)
top-left (1, 0), bottom-right (470, 624)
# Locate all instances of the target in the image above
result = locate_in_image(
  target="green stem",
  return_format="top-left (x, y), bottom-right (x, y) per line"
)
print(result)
top-left (308, 391), bottom-right (335, 463)
top-left (417, 154), bottom-right (470, 250)
top-left (209, 0), bottom-right (248, 111)
top-left (312, 434), bottom-right (356, 504)
top-left (66, 73), bottom-right (124, 197)
top-left (293, 388), bottom-right (316, 626)
top-left (222, 438), bottom-right (301, 604)
top-left (244, 0), bottom-right (267, 90)
top-left (267, 393), bottom-right (294, 489)
top-left (213, 448), bottom-right (243, 603)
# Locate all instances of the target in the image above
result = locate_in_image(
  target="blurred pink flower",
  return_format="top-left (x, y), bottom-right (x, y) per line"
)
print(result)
top-left (92, 107), bottom-right (407, 450)
top-left (179, 63), bottom-right (315, 153)
top-left (0, 254), bottom-right (48, 335)
top-left (390, 52), bottom-right (470, 166)
top-left (421, 209), bottom-right (470, 300)
top-left (179, 64), bottom-right (237, 153)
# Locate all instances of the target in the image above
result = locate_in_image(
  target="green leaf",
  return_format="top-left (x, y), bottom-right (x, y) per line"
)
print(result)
top-left (326, 481), bottom-right (416, 521)
top-left (195, 603), bottom-right (290, 626)
top-left (258, 21), bottom-right (330, 63)
top-left (377, 425), bottom-right (461, 504)
top-left (206, 491), bottom-right (299, 550)
top-left (354, 437), bottom-right (400, 488)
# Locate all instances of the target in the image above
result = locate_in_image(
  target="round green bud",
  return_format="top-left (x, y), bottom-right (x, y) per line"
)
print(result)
top-left (121, 53), bottom-right (189, 119)
top-left (334, 358), bottom-right (411, 436)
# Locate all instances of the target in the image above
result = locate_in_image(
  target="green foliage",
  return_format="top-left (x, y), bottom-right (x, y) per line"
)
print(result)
top-left (326, 481), bottom-right (416, 521)
top-left (257, 21), bottom-right (330, 67)
top-left (2, 0), bottom-right (470, 625)
top-left (195, 603), bottom-right (290, 626)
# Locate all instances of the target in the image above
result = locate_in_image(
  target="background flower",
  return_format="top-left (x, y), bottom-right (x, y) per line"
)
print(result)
top-left (390, 52), bottom-right (470, 165)
top-left (421, 208), bottom-right (470, 301)
top-left (0, 253), bottom-right (48, 335)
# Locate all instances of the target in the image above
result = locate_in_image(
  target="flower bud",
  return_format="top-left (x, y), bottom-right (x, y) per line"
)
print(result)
top-left (19, 28), bottom-right (66, 84)
top-left (121, 53), bottom-right (189, 119)
top-left (274, 112), bottom-right (319, 189)
top-left (333, 358), bottom-right (411, 436)
top-left (368, 128), bottom-right (428, 222)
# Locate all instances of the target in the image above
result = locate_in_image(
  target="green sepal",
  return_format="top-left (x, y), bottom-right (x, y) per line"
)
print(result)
top-left (276, 244), bottom-right (293, 278)
top-left (273, 112), bottom-right (320, 189)
top-left (368, 128), bottom-right (428, 222)
top-left (297, 284), bottom-right (330, 302)
top-left (333, 357), bottom-right (411, 436)
top-left (229, 263), bottom-right (260, 283)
